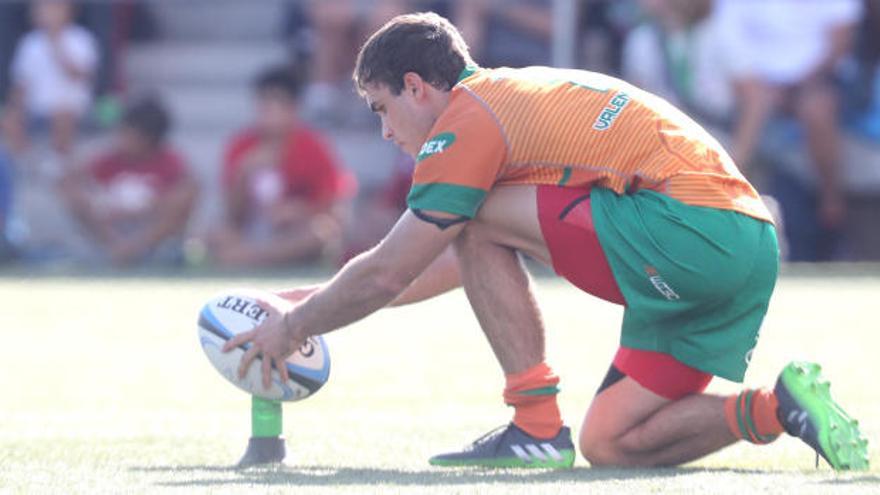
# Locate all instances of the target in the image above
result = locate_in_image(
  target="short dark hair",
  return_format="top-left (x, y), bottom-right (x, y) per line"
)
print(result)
top-left (354, 12), bottom-right (475, 95)
top-left (255, 65), bottom-right (305, 100)
top-left (122, 96), bottom-right (171, 144)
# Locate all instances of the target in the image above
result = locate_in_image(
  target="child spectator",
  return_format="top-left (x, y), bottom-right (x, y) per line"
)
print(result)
top-left (1, 0), bottom-right (98, 157)
top-left (208, 66), bottom-right (355, 268)
top-left (60, 96), bottom-right (197, 267)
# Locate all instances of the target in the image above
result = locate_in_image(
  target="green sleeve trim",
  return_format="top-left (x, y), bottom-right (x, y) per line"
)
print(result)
top-left (558, 167), bottom-right (572, 186)
top-left (407, 183), bottom-right (487, 218)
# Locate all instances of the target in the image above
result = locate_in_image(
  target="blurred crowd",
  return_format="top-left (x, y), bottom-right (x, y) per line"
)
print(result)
top-left (0, 0), bottom-right (878, 270)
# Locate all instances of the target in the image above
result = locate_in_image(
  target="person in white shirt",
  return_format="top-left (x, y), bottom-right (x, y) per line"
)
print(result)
top-left (1, 0), bottom-right (98, 157)
top-left (716, 0), bottom-right (862, 229)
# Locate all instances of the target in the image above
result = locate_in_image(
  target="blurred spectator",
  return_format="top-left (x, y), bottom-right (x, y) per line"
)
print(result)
top-left (342, 151), bottom-right (414, 262)
top-left (580, 0), bottom-right (640, 74)
top-left (1, 0), bottom-right (98, 158)
top-left (60, 96), bottom-right (197, 267)
top-left (455, 0), bottom-right (552, 67)
top-left (299, 0), bottom-right (408, 125)
top-left (0, 3), bottom-right (29, 105)
top-left (718, 0), bottom-right (862, 230)
top-left (208, 66), bottom-right (355, 268)
top-left (844, 0), bottom-right (880, 141)
top-left (622, 0), bottom-right (734, 128)
top-left (0, 144), bottom-right (15, 261)
top-left (853, 0), bottom-right (880, 110)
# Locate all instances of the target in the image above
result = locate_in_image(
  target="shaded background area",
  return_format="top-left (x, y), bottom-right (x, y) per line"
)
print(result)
top-left (0, 0), bottom-right (878, 273)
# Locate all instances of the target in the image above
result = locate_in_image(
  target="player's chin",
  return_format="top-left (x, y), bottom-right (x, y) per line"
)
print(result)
top-left (400, 143), bottom-right (417, 157)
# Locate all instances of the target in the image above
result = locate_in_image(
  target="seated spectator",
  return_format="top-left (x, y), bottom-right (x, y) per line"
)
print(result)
top-left (208, 66), bottom-right (355, 268)
top-left (717, 0), bottom-right (862, 229)
top-left (59, 96), bottom-right (197, 267)
top-left (0, 144), bottom-right (15, 261)
top-left (1, 0), bottom-right (99, 158)
top-left (845, 0), bottom-right (880, 140)
top-left (299, 0), bottom-right (408, 126)
top-left (622, 0), bottom-right (734, 129)
top-left (454, 0), bottom-right (552, 67)
top-left (342, 151), bottom-right (414, 263)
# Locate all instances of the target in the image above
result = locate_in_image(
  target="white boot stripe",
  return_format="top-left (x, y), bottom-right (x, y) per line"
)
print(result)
top-left (510, 444), bottom-right (531, 462)
top-left (525, 444), bottom-right (548, 461)
top-left (541, 443), bottom-right (563, 461)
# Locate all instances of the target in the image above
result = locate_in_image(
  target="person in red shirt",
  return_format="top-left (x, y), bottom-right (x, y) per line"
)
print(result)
top-left (60, 96), bottom-right (197, 266)
top-left (209, 66), bottom-right (355, 268)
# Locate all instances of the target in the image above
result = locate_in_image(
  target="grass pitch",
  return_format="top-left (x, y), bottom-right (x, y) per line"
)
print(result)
top-left (1, 267), bottom-right (879, 494)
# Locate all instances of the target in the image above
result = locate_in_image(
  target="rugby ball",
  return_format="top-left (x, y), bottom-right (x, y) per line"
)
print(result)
top-left (197, 289), bottom-right (330, 401)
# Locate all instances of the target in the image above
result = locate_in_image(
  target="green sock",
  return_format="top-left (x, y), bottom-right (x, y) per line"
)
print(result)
top-left (251, 396), bottom-right (282, 438)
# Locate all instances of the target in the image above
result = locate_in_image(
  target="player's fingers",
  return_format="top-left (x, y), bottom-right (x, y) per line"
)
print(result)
top-left (261, 353), bottom-right (272, 390)
top-left (237, 345), bottom-right (260, 379)
top-left (223, 329), bottom-right (255, 352)
top-left (276, 356), bottom-right (289, 384)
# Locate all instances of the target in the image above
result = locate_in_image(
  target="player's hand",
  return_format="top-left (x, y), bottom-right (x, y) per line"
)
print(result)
top-left (222, 298), bottom-right (303, 390)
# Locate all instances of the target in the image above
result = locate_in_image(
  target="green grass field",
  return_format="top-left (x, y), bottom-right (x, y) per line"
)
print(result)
top-left (2, 268), bottom-right (880, 494)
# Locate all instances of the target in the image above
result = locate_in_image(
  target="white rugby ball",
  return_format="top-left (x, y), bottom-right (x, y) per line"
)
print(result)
top-left (197, 289), bottom-right (330, 401)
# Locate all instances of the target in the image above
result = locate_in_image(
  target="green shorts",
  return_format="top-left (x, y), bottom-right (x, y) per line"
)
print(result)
top-left (590, 187), bottom-right (779, 382)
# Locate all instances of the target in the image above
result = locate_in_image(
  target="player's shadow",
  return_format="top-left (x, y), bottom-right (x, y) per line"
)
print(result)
top-left (137, 464), bottom-right (780, 488)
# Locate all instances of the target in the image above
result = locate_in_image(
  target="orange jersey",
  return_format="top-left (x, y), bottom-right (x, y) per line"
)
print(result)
top-left (408, 66), bottom-right (773, 223)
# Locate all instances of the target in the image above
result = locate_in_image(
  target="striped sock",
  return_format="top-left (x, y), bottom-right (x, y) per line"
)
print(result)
top-left (503, 363), bottom-right (563, 439)
top-left (724, 388), bottom-right (783, 444)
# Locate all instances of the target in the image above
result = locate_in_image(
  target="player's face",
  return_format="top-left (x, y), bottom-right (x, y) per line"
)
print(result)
top-left (364, 81), bottom-right (437, 158)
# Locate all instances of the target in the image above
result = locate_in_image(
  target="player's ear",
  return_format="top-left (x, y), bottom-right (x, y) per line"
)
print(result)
top-left (402, 72), bottom-right (426, 99)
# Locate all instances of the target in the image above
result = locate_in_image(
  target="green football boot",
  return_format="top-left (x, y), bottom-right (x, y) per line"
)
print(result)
top-left (775, 361), bottom-right (869, 470)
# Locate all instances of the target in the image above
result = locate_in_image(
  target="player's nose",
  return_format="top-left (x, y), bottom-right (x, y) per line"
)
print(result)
top-left (381, 121), bottom-right (393, 141)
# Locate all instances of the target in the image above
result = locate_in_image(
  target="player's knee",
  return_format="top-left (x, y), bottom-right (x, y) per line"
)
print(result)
top-left (579, 431), bottom-right (625, 467)
top-left (580, 430), bottom-right (655, 467)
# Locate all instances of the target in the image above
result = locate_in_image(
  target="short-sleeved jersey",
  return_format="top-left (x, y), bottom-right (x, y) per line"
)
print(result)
top-left (407, 66), bottom-right (772, 223)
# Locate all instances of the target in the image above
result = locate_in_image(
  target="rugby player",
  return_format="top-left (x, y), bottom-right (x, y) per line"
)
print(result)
top-left (225, 12), bottom-right (868, 470)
